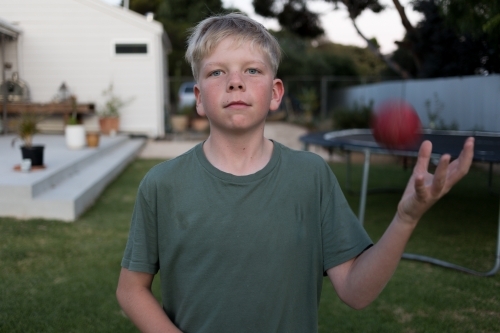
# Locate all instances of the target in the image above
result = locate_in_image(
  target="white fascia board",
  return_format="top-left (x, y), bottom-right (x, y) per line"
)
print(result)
top-left (0, 16), bottom-right (22, 38)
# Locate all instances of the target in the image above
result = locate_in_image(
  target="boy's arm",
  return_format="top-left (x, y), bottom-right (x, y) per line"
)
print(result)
top-left (116, 268), bottom-right (183, 333)
top-left (327, 138), bottom-right (475, 310)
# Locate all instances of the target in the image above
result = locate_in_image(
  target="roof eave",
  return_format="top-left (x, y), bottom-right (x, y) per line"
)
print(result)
top-left (0, 17), bottom-right (22, 39)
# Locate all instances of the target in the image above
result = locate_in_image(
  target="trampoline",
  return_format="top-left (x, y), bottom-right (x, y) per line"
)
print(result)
top-left (300, 129), bottom-right (500, 276)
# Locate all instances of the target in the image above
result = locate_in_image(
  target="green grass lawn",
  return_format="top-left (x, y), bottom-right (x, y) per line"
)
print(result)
top-left (1, 158), bottom-right (499, 332)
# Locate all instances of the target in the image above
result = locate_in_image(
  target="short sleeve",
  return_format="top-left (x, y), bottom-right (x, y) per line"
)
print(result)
top-left (321, 174), bottom-right (373, 272)
top-left (121, 180), bottom-right (160, 274)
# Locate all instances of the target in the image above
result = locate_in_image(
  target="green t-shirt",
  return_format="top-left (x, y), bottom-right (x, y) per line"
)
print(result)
top-left (122, 140), bottom-right (372, 333)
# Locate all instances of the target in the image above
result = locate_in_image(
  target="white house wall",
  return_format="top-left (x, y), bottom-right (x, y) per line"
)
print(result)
top-left (331, 75), bottom-right (500, 132)
top-left (0, 0), bottom-right (166, 137)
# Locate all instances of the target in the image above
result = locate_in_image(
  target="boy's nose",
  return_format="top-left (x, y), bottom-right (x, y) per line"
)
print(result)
top-left (229, 83), bottom-right (244, 90)
top-left (227, 74), bottom-right (245, 91)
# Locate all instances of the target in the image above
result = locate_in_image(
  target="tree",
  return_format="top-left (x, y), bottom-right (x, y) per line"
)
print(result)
top-left (315, 40), bottom-right (388, 77)
top-left (433, 0), bottom-right (500, 74)
top-left (125, 0), bottom-right (227, 77)
top-left (253, 0), bottom-right (500, 78)
top-left (253, 0), bottom-right (324, 38)
top-left (385, 0), bottom-right (499, 77)
top-left (253, 0), bottom-right (413, 78)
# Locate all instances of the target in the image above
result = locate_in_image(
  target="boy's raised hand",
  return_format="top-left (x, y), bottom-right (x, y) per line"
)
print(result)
top-left (396, 137), bottom-right (475, 225)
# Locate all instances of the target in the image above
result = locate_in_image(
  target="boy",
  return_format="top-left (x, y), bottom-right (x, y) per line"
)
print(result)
top-left (117, 13), bottom-right (474, 333)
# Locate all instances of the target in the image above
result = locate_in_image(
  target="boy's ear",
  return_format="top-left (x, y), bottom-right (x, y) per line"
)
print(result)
top-left (194, 84), bottom-right (206, 117)
top-left (269, 78), bottom-right (285, 111)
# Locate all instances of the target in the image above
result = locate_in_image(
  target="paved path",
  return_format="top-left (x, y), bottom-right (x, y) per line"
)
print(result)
top-left (138, 122), bottom-right (339, 161)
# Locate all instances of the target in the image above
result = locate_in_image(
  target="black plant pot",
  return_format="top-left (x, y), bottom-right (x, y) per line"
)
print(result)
top-left (21, 145), bottom-right (45, 167)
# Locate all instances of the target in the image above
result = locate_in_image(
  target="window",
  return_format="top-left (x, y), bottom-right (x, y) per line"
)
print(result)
top-left (115, 43), bottom-right (148, 54)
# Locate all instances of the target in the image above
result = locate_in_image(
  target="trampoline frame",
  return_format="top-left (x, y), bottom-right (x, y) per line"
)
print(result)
top-left (301, 129), bottom-right (500, 277)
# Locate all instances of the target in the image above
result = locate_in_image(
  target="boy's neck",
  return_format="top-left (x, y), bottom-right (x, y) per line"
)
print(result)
top-left (202, 128), bottom-right (274, 176)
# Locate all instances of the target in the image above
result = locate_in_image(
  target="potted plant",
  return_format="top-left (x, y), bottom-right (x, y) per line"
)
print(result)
top-left (190, 111), bottom-right (210, 133)
top-left (171, 105), bottom-right (193, 133)
top-left (86, 131), bottom-right (100, 148)
top-left (98, 84), bottom-right (131, 136)
top-left (64, 96), bottom-right (86, 149)
top-left (11, 111), bottom-right (45, 167)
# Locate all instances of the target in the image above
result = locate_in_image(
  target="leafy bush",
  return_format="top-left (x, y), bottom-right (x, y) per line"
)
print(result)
top-left (332, 100), bottom-right (373, 129)
top-left (99, 84), bottom-right (133, 118)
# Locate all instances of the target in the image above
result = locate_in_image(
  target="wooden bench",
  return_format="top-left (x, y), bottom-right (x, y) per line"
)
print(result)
top-left (2, 101), bottom-right (96, 133)
top-left (4, 101), bottom-right (95, 115)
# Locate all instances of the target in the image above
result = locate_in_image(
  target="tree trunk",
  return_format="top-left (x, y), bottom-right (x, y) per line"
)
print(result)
top-left (392, 0), bottom-right (422, 71)
top-left (350, 17), bottom-right (412, 79)
top-left (393, 0), bottom-right (415, 34)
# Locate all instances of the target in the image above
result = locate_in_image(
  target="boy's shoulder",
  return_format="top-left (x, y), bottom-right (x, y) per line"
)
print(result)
top-left (275, 140), bottom-right (329, 168)
top-left (141, 144), bottom-right (200, 184)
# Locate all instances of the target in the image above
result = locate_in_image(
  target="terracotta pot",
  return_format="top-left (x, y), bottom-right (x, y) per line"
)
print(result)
top-left (86, 132), bottom-right (100, 147)
top-left (191, 118), bottom-right (210, 132)
top-left (171, 115), bottom-right (189, 133)
top-left (99, 117), bottom-right (119, 136)
top-left (21, 145), bottom-right (45, 166)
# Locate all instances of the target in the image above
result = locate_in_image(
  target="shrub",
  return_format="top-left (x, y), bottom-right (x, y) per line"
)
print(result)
top-left (332, 100), bottom-right (373, 129)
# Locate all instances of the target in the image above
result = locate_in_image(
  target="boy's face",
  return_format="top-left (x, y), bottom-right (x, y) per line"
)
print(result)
top-left (194, 37), bottom-right (284, 134)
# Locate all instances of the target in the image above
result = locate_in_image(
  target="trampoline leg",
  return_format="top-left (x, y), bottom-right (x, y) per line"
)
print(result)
top-left (358, 149), bottom-right (371, 225)
top-left (346, 151), bottom-right (352, 193)
top-left (402, 196), bottom-right (500, 277)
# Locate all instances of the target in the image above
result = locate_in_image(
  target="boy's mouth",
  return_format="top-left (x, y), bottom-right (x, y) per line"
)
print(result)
top-left (225, 100), bottom-right (250, 108)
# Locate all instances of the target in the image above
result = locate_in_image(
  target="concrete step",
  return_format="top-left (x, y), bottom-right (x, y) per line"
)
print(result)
top-left (30, 135), bottom-right (131, 199)
top-left (0, 135), bottom-right (145, 221)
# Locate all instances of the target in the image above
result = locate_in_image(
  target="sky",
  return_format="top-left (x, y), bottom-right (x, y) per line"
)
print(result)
top-left (100, 0), bottom-right (422, 54)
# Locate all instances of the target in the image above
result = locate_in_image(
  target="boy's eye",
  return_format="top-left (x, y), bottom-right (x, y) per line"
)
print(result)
top-left (247, 68), bottom-right (259, 74)
top-left (210, 70), bottom-right (222, 77)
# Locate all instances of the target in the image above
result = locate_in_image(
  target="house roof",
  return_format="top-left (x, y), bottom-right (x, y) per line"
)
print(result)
top-left (0, 16), bottom-right (22, 40)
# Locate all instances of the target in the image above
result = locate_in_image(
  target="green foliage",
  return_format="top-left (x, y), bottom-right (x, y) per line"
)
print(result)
top-left (436, 0), bottom-right (500, 74)
top-left (380, 44), bottom-right (418, 78)
top-left (386, 0), bottom-right (500, 77)
top-left (424, 93), bottom-right (458, 130)
top-left (128, 0), bottom-right (226, 77)
top-left (254, 0), bottom-right (324, 38)
top-left (436, 0), bottom-right (500, 38)
top-left (178, 105), bottom-right (195, 116)
top-left (126, 0), bottom-right (390, 79)
top-left (315, 41), bottom-right (388, 77)
top-left (11, 111), bottom-right (41, 147)
top-left (253, 0), bottom-right (384, 38)
top-left (67, 115), bottom-right (78, 125)
top-left (99, 84), bottom-right (133, 118)
top-left (274, 31), bottom-right (360, 77)
top-left (122, 0), bottom-right (160, 14)
top-left (67, 96), bottom-right (79, 125)
top-left (332, 99), bottom-right (373, 129)
top-left (297, 87), bottom-right (319, 119)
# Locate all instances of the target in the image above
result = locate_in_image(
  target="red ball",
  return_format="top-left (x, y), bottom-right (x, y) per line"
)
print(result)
top-left (371, 100), bottom-right (422, 150)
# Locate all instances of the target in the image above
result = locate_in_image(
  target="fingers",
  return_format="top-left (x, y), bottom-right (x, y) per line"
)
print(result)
top-left (457, 137), bottom-right (474, 172)
top-left (413, 137), bottom-right (474, 199)
top-left (413, 174), bottom-right (427, 200)
top-left (414, 140), bottom-right (432, 174)
top-left (431, 154), bottom-right (450, 196)
top-left (447, 137), bottom-right (475, 185)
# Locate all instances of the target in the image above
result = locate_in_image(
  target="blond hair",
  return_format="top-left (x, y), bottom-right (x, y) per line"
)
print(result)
top-left (185, 13), bottom-right (282, 80)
